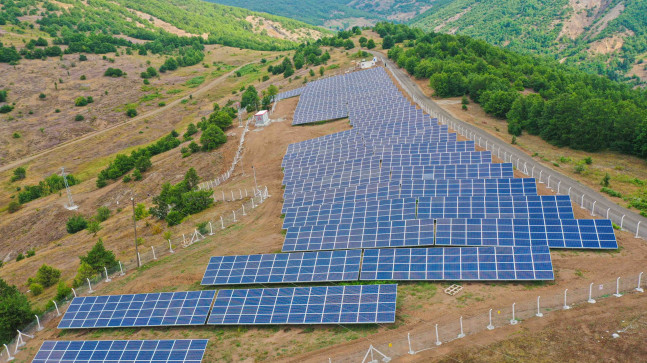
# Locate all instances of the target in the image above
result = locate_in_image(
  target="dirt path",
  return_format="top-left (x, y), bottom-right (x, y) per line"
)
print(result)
top-left (0, 62), bottom-right (253, 173)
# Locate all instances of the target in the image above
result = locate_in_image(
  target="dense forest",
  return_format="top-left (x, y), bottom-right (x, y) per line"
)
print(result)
top-left (375, 23), bottom-right (647, 156)
top-left (410, 0), bottom-right (647, 83)
top-left (207, 0), bottom-right (435, 28)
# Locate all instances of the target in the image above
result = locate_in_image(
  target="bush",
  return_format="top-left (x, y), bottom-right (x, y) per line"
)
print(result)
top-left (87, 220), bottom-right (102, 236)
top-left (601, 187), bottom-right (622, 198)
top-left (12, 132), bottom-right (20, 139)
top-left (75, 114), bottom-right (84, 121)
top-left (0, 105), bottom-right (14, 113)
top-left (122, 174), bottom-right (132, 183)
top-left (7, 201), bottom-right (20, 213)
top-left (15, 253), bottom-right (24, 262)
top-left (26, 249), bottom-right (35, 257)
top-left (126, 108), bottom-right (137, 117)
top-left (80, 75), bottom-right (86, 80)
top-left (573, 163), bottom-right (587, 174)
top-left (601, 173), bottom-right (611, 187)
top-left (74, 97), bottom-right (88, 107)
top-left (0, 278), bottom-right (33, 344)
top-left (95, 206), bottom-right (111, 222)
top-left (132, 168), bottom-right (142, 181)
top-left (134, 203), bottom-right (149, 221)
top-left (104, 67), bottom-right (124, 77)
top-left (196, 221), bottom-right (209, 235)
top-left (200, 125), bottom-right (226, 151)
top-left (166, 210), bottom-right (183, 226)
top-left (34, 264), bottom-right (61, 287)
top-left (73, 262), bottom-right (95, 288)
top-left (0, 90), bottom-right (7, 102)
top-left (79, 54), bottom-right (87, 61)
top-left (55, 281), bottom-right (72, 301)
top-left (584, 157), bottom-right (593, 165)
top-left (66, 215), bottom-right (88, 234)
top-left (79, 239), bottom-right (118, 273)
top-left (29, 283), bottom-right (43, 296)
top-left (10, 167), bottom-right (25, 182)
top-left (39, 93), bottom-right (46, 99)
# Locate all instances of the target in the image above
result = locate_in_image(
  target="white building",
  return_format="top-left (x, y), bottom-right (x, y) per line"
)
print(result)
top-left (254, 110), bottom-right (270, 127)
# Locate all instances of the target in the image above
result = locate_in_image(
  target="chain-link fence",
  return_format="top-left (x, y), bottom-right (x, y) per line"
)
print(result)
top-left (324, 272), bottom-right (644, 362)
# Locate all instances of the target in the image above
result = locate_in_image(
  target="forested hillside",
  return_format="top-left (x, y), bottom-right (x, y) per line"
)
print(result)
top-left (0, 0), bottom-right (323, 54)
top-left (410, 0), bottom-right (647, 83)
top-left (376, 23), bottom-right (647, 156)
top-left (206, 0), bottom-right (437, 29)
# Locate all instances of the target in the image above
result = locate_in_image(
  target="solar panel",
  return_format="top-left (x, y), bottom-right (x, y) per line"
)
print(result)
top-left (283, 219), bottom-right (435, 252)
top-left (33, 339), bottom-right (208, 363)
top-left (281, 178), bottom-right (538, 213)
top-left (58, 291), bottom-right (215, 329)
top-left (201, 250), bottom-right (361, 285)
top-left (435, 218), bottom-right (618, 249)
top-left (282, 195), bottom-right (574, 229)
top-left (360, 246), bottom-right (554, 281)
top-left (207, 284), bottom-right (397, 324)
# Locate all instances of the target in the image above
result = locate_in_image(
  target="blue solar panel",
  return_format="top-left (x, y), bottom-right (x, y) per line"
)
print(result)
top-left (201, 250), bottom-right (361, 285)
top-left (435, 218), bottom-right (618, 249)
top-left (58, 291), bottom-right (215, 329)
top-left (283, 219), bottom-right (435, 252)
top-left (207, 284), bottom-right (397, 324)
top-left (33, 339), bottom-right (208, 363)
top-left (360, 246), bottom-right (554, 281)
top-left (282, 195), bottom-right (574, 229)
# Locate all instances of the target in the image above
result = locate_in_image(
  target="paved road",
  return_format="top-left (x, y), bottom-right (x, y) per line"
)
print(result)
top-left (0, 63), bottom-right (252, 173)
top-left (374, 52), bottom-right (647, 240)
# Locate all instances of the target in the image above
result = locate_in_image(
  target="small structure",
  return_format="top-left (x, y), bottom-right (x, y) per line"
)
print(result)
top-left (359, 57), bottom-right (377, 69)
top-left (254, 110), bottom-right (270, 127)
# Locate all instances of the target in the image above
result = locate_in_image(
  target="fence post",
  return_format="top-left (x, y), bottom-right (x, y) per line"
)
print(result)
top-left (510, 303), bottom-right (517, 325)
top-left (87, 278), bottom-right (94, 294)
top-left (137, 252), bottom-right (142, 267)
top-left (568, 186), bottom-right (571, 196)
top-left (636, 221), bottom-right (641, 238)
top-left (435, 324), bottom-right (441, 346)
top-left (242, 204), bottom-right (246, 216)
top-left (104, 266), bottom-right (111, 282)
top-left (547, 175), bottom-right (551, 188)
top-left (3, 344), bottom-right (13, 361)
top-left (557, 181), bottom-right (561, 194)
top-left (637, 272), bottom-right (644, 292)
top-left (621, 215), bottom-right (626, 229)
top-left (539, 170), bottom-right (543, 183)
top-left (614, 277), bottom-right (622, 297)
top-left (591, 201), bottom-right (596, 216)
top-left (239, 189), bottom-right (242, 199)
top-left (231, 191), bottom-right (235, 201)
top-left (222, 191), bottom-right (225, 201)
top-left (606, 208), bottom-right (610, 219)
top-left (151, 246), bottom-right (156, 260)
top-left (581, 195), bottom-right (585, 209)
top-left (119, 261), bottom-right (125, 275)
top-left (588, 283), bottom-right (596, 304)
top-left (53, 301), bottom-right (61, 316)
top-left (563, 289), bottom-right (570, 310)
top-left (487, 309), bottom-right (494, 330)
top-left (233, 211), bottom-right (237, 222)
top-left (221, 216), bottom-right (224, 229)
top-left (407, 332), bottom-right (414, 355)
top-left (35, 315), bottom-right (43, 331)
top-left (72, 288), bottom-right (77, 297)
top-left (208, 222), bottom-right (214, 236)
top-left (457, 316), bottom-right (465, 338)
top-left (252, 198), bottom-right (256, 209)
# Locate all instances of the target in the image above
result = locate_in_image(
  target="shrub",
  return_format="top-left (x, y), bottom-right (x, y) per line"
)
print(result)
top-left (66, 215), bottom-right (88, 234)
top-left (34, 264), bottom-right (61, 287)
top-left (196, 221), bottom-right (209, 235)
top-left (39, 93), bottom-right (46, 99)
top-left (75, 114), bottom-right (84, 121)
top-left (7, 201), bottom-right (20, 213)
top-left (166, 210), bottom-right (183, 226)
top-left (132, 168), bottom-right (142, 181)
top-left (15, 253), bottom-right (24, 262)
top-left (95, 206), bottom-right (111, 222)
top-left (73, 262), bottom-right (95, 287)
top-left (87, 220), bottom-right (102, 236)
top-left (29, 283), bottom-right (43, 296)
top-left (74, 97), bottom-right (88, 107)
top-left (104, 67), bottom-right (124, 77)
top-left (134, 203), bottom-right (149, 221)
top-left (189, 141), bottom-right (200, 153)
top-left (0, 278), bottom-right (33, 345)
top-left (0, 90), bottom-right (7, 102)
top-left (573, 163), bottom-right (587, 174)
top-left (200, 125), bottom-right (226, 151)
top-left (601, 173), bottom-right (611, 187)
top-left (0, 105), bottom-right (14, 113)
top-left (126, 108), bottom-right (137, 117)
top-left (55, 281), bottom-right (72, 301)
top-left (12, 132), bottom-right (20, 139)
top-left (25, 249), bottom-right (35, 257)
top-left (601, 187), bottom-right (622, 198)
top-left (122, 174), bottom-right (132, 183)
top-left (79, 239), bottom-right (118, 273)
top-left (10, 167), bottom-right (26, 182)
top-left (80, 75), bottom-right (86, 80)
top-left (584, 157), bottom-right (593, 165)
top-left (79, 54), bottom-right (87, 61)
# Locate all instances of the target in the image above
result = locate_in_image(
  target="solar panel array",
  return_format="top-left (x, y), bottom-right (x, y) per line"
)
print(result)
top-left (207, 284), bottom-right (397, 325)
top-left (58, 291), bottom-right (216, 329)
top-left (33, 340), bottom-right (208, 363)
top-left (278, 66), bottom-right (619, 282)
top-left (275, 86), bottom-right (306, 101)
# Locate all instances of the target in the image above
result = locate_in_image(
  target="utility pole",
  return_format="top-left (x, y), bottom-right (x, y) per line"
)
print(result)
top-left (131, 197), bottom-right (140, 267)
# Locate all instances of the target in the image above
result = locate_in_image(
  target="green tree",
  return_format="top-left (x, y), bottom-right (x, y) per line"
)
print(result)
top-left (11, 167), bottom-right (26, 182)
top-left (34, 264), bottom-right (61, 287)
top-left (241, 85), bottom-right (260, 112)
top-left (184, 168), bottom-right (200, 190)
top-left (208, 111), bottom-right (233, 130)
top-left (0, 278), bottom-right (33, 344)
top-left (135, 154), bottom-right (152, 172)
top-left (200, 125), bottom-right (227, 151)
top-left (73, 262), bottom-right (95, 287)
top-left (29, 283), bottom-right (43, 296)
top-left (55, 281), bottom-right (72, 301)
top-left (367, 39), bottom-right (376, 49)
top-left (66, 215), bottom-right (88, 234)
top-left (601, 173), bottom-right (611, 187)
top-left (79, 239), bottom-right (118, 273)
top-left (87, 220), bottom-right (102, 236)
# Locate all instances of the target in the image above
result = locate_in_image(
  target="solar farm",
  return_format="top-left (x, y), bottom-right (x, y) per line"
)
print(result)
top-left (33, 66), bottom-right (625, 362)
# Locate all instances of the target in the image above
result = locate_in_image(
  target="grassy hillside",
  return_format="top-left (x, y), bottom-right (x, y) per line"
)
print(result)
top-left (205, 0), bottom-right (436, 29)
top-left (0, 0), bottom-right (324, 51)
top-left (410, 0), bottom-right (647, 83)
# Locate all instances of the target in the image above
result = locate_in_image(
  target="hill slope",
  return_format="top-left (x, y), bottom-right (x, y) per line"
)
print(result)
top-left (205, 0), bottom-right (437, 29)
top-left (0, 0), bottom-right (324, 51)
top-left (410, 0), bottom-right (647, 82)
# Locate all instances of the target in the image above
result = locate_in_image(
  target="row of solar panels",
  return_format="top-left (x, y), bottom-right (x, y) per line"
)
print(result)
top-left (57, 284), bottom-right (398, 329)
